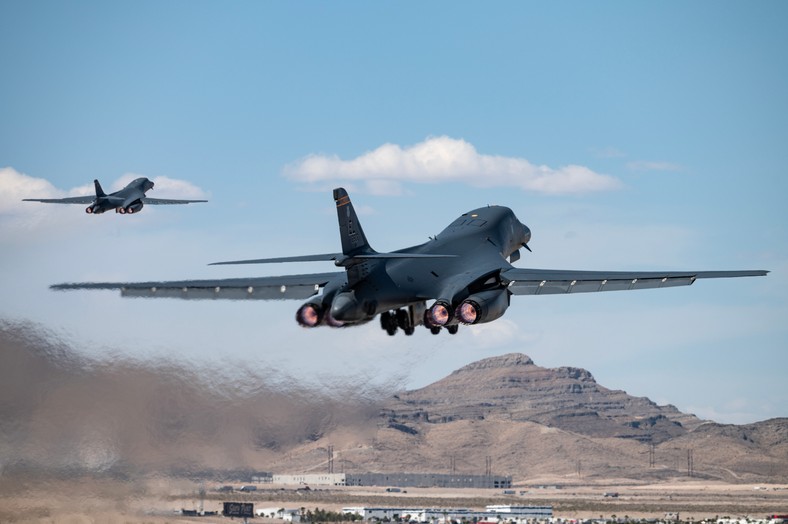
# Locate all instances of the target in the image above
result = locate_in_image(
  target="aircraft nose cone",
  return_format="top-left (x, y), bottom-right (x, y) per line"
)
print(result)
top-left (521, 223), bottom-right (532, 245)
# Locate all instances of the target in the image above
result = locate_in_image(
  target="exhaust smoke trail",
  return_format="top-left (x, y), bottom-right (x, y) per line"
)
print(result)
top-left (0, 320), bottom-right (392, 479)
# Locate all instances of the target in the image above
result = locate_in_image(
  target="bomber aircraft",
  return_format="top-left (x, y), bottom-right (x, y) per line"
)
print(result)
top-left (23, 177), bottom-right (207, 215)
top-left (52, 188), bottom-right (767, 335)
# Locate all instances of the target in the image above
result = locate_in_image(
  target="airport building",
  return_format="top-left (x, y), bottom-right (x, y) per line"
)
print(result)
top-left (269, 472), bottom-right (512, 489)
top-left (256, 507), bottom-right (302, 521)
top-left (271, 473), bottom-right (347, 486)
top-left (342, 505), bottom-right (553, 522)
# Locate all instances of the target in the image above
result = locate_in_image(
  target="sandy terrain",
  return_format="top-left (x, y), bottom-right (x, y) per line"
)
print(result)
top-left (1, 477), bottom-right (786, 523)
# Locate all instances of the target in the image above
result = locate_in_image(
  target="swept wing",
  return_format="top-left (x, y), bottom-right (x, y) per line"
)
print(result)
top-left (501, 268), bottom-right (768, 295)
top-left (22, 196), bottom-right (96, 204)
top-left (51, 272), bottom-right (342, 300)
top-left (142, 197), bottom-right (209, 205)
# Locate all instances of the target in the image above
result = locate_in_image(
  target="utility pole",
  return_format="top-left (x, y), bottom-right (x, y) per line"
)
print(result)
top-left (328, 445), bottom-right (334, 474)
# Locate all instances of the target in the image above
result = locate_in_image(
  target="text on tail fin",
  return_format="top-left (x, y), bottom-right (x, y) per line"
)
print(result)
top-left (333, 187), bottom-right (373, 256)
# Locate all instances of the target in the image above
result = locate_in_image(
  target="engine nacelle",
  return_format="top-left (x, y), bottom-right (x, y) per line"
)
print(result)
top-left (126, 200), bottom-right (144, 214)
top-left (455, 289), bottom-right (511, 325)
top-left (330, 290), bottom-right (369, 322)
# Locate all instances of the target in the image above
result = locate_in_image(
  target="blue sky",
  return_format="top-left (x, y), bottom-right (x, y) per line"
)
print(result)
top-left (1, 1), bottom-right (786, 424)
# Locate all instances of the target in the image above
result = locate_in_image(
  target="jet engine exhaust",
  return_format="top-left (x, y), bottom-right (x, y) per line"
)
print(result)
top-left (296, 298), bottom-right (346, 328)
top-left (456, 301), bottom-right (479, 324)
top-left (296, 303), bottom-right (323, 327)
top-left (427, 300), bottom-right (452, 326)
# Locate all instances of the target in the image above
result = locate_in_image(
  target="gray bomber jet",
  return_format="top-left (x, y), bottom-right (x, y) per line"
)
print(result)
top-left (52, 188), bottom-right (768, 335)
top-left (24, 177), bottom-right (207, 214)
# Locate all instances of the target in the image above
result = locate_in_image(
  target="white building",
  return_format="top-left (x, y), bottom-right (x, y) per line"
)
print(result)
top-left (272, 473), bottom-right (347, 486)
top-left (486, 506), bottom-right (554, 518)
top-left (268, 472), bottom-right (511, 489)
top-left (342, 505), bottom-right (553, 523)
top-left (256, 507), bottom-right (302, 522)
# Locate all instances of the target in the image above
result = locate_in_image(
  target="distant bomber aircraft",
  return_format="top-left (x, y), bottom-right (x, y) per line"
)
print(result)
top-left (52, 188), bottom-right (768, 335)
top-left (24, 177), bottom-right (207, 214)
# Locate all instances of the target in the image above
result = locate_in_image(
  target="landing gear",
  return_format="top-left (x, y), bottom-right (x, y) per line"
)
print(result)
top-left (380, 311), bottom-right (398, 336)
top-left (379, 307), bottom-right (416, 336)
top-left (396, 309), bottom-right (414, 336)
top-left (378, 304), bottom-right (458, 336)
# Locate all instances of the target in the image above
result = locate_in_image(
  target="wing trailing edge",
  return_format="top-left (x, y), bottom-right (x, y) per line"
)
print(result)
top-left (501, 268), bottom-right (768, 295)
top-left (51, 272), bottom-right (343, 301)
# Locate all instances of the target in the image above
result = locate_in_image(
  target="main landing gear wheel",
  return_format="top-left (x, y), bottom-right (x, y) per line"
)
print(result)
top-left (396, 309), bottom-right (414, 336)
top-left (380, 311), bottom-right (398, 336)
top-left (380, 308), bottom-right (416, 336)
top-left (447, 325), bottom-right (459, 335)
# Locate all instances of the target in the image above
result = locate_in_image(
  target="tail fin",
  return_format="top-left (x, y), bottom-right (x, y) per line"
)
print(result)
top-left (94, 179), bottom-right (107, 198)
top-left (333, 188), bottom-right (374, 256)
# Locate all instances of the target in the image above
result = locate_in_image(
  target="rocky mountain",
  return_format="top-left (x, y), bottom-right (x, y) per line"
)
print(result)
top-left (382, 353), bottom-right (702, 443)
top-left (273, 353), bottom-right (788, 484)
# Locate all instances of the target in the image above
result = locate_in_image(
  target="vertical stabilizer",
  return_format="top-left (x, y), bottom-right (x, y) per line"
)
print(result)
top-left (93, 179), bottom-right (107, 198)
top-left (333, 187), bottom-right (373, 256)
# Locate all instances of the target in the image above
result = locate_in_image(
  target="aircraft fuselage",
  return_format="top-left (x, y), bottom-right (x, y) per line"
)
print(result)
top-left (319, 205), bottom-right (531, 329)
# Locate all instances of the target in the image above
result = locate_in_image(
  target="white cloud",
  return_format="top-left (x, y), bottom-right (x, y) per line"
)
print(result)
top-left (284, 136), bottom-right (621, 195)
top-left (0, 167), bottom-right (64, 215)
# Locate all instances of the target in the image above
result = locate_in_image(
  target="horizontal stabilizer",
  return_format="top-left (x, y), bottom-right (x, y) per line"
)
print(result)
top-left (209, 252), bottom-right (457, 266)
top-left (209, 253), bottom-right (344, 265)
top-left (353, 253), bottom-right (457, 259)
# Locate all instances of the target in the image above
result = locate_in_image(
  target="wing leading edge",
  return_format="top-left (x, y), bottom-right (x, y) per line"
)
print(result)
top-left (51, 272), bottom-right (342, 300)
top-left (501, 268), bottom-right (769, 295)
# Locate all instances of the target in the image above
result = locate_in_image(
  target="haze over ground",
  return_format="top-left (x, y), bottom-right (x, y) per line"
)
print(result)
top-left (1, 2), bottom-right (786, 424)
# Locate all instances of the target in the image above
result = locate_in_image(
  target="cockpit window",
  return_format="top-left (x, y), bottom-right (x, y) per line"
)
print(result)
top-left (449, 217), bottom-right (487, 227)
